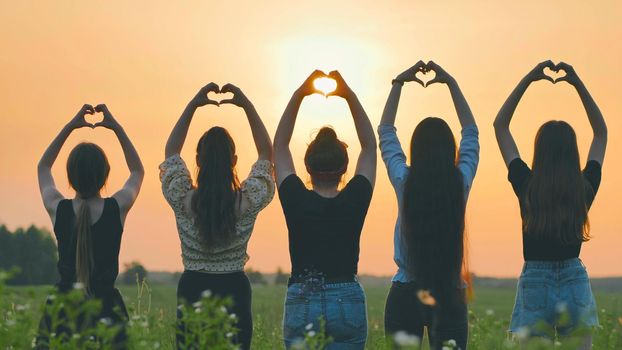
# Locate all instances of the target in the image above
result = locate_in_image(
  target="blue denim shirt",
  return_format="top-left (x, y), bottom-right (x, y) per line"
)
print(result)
top-left (377, 123), bottom-right (480, 282)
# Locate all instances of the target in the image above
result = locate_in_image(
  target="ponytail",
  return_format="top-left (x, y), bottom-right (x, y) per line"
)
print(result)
top-left (75, 202), bottom-right (94, 292)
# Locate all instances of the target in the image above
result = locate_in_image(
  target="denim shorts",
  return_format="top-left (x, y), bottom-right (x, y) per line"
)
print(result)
top-left (283, 281), bottom-right (367, 349)
top-left (509, 258), bottom-right (598, 337)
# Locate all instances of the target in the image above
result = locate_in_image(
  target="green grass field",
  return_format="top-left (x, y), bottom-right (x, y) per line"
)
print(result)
top-left (2, 282), bottom-right (622, 349)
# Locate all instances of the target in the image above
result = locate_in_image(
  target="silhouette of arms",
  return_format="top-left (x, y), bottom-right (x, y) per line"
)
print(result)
top-left (494, 60), bottom-right (556, 167)
top-left (37, 104), bottom-right (95, 224)
top-left (556, 63), bottom-right (607, 166)
top-left (94, 104), bottom-right (144, 226)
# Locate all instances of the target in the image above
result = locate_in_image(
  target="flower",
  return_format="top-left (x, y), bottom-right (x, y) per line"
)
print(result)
top-left (192, 301), bottom-right (202, 309)
top-left (393, 331), bottom-right (420, 346)
top-left (485, 309), bottom-right (494, 316)
top-left (514, 326), bottom-right (530, 341)
top-left (417, 290), bottom-right (437, 306)
top-left (226, 332), bottom-right (234, 338)
top-left (305, 323), bottom-right (313, 331)
top-left (201, 289), bottom-right (212, 298)
top-left (230, 313), bottom-right (237, 320)
top-left (99, 318), bottom-right (112, 326)
top-left (555, 302), bottom-right (568, 313)
top-left (73, 282), bottom-right (85, 290)
top-left (307, 331), bottom-right (316, 337)
top-left (447, 339), bottom-right (457, 347)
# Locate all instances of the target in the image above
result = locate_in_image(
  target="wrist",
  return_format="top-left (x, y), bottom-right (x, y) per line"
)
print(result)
top-left (392, 78), bottom-right (404, 86)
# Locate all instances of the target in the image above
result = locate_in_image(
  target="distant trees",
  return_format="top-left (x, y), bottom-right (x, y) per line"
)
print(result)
top-left (0, 225), bottom-right (59, 285)
top-left (245, 268), bottom-right (267, 285)
top-left (274, 267), bottom-right (289, 285)
top-left (120, 261), bottom-right (148, 285)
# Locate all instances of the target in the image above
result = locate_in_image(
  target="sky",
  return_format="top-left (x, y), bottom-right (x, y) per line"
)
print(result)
top-left (0, 1), bottom-right (620, 277)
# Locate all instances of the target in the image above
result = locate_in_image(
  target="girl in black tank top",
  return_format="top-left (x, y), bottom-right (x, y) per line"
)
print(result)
top-left (36, 104), bottom-right (144, 349)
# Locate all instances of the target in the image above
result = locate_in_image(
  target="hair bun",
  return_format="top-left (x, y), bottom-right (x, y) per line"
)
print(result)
top-left (315, 126), bottom-right (338, 143)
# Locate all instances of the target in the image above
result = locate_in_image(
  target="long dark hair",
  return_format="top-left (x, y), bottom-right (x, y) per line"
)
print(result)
top-left (524, 120), bottom-right (590, 244)
top-left (191, 127), bottom-right (240, 247)
top-left (401, 117), bottom-right (468, 305)
top-left (304, 127), bottom-right (348, 186)
top-left (66, 142), bottom-right (110, 291)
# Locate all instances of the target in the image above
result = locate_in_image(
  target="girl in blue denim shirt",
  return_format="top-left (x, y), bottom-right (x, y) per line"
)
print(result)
top-left (494, 61), bottom-right (607, 348)
top-left (378, 61), bottom-right (479, 350)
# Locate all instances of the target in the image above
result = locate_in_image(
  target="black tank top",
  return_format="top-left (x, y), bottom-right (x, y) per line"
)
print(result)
top-left (53, 198), bottom-right (123, 294)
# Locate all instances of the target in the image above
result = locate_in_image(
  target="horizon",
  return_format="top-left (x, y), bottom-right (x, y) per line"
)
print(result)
top-left (1, 1), bottom-right (621, 279)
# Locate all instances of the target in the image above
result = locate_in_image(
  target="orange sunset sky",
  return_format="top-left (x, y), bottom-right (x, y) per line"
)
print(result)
top-left (1, 1), bottom-right (620, 278)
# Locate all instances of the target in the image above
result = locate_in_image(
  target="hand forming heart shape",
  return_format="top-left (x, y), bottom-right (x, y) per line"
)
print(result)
top-left (71, 103), bottom-right (121, 130)
top-left (190, 82), bottom-right (251, 108)
top-left (396, 60), bottom-right (452, 88)
top-left (531, 60), bottom-right (577, 84)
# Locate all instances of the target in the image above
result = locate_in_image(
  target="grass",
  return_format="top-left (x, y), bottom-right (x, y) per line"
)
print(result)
top-left (2, 281), bottom-right (622, 349)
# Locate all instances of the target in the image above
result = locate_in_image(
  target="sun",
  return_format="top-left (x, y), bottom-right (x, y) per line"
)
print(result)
top-left (313, 77), bottom-right (337, 95)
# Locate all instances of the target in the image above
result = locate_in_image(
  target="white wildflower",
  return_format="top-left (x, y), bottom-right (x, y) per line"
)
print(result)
top-left (514, 326), bottom-right (530, 341)
top-left (99, 318), bottom-right (112, 326)
top-left (556, 302), bottom-right (568, 313)
top-left (554, 340), bottom-right (562, 347)
top-left (73, 282), bottom-right (85, 290)
top-left (447, 339), bottom-right (457, 347)
top-left (393, 331), bottom-right (420, 346)
top-left (305, 323), bottom-right (313, 331)
top-left (201, 289), bottom-right (212, 298)
top-left (485, 309), bottom-right (494, 316)
top-left (195, 308), bottom-right (202, 313)
top-left (220, 306), bottom-right (228, 313)
top-left (131, 315), bottom-right (141, 321)
top-left (192, 301), bottom-right (202, 309)
top-left (226, 332), bottom-right (234, 338)
top-left (307, 330), bottom-right (316, 337)
top-left (230, 313), bottom-right (237, 319)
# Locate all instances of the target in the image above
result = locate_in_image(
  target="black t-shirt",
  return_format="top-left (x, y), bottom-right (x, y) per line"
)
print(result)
top-left (278, 174), bottom-right (373, 278)
top-left (508, 158), bottom-right (602, 261)
top-left (54, 198), bottom-right (123, 294)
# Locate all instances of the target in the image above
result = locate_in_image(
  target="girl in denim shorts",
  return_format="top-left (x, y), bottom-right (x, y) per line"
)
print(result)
top-left (494, 61), bottom-right (607, 347)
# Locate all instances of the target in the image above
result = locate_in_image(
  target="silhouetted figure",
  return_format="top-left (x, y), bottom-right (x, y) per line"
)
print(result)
top-left (494, 61), bottom-right (607, 349)
top-left (380, 61), bottom-right (479, 350)
top-left (274, 70), bottom-right (377, 349)
top-left (36, 104), bottom-right (144, 349)
top-left (161, 83), bottom-right (274, 350)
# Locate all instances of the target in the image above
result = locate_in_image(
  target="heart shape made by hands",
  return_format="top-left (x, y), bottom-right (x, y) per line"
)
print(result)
top-left (415, 68), bottom-right (436, 87)
top-left (84, 110), bottom-right (104, 125)
top-left (207, 91), bottom-right (234, 104)
top-left (544, 65), bottom-right (567, 83)
top-left (313, 77), bottom-right (337, 95)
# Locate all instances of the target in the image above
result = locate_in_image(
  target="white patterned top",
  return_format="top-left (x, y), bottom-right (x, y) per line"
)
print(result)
top-left (159, 154), bottom-right (275, 272)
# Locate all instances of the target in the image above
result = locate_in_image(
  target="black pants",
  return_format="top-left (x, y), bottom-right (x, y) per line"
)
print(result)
top-left (384, 282), bottom-right (468, 350)
top-left (176, 270), bottom-right (252, 350)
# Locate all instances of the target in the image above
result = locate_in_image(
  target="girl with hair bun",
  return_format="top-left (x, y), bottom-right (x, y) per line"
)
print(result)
top-left (274, 70), bottom-right (377, 349)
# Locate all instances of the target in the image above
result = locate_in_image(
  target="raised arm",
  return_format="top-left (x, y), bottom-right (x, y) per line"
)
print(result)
top-left (426, 61), bottom-right (476, 128)
top-left (327, 70), bottom-right (377, 187)
top-left (219, 84), bottom-right (272, 161)
top-left (93, 104), bottom-right (144, 225)
top-left (273, 70), bottom-right (325, 186)
top-left (38, 104), bottom-right (95, 222)
top-left (380, 61), bottom-right (426, 126)
top-left (493, 60), bottom-right (555, 167)
top-left (555, 62), bottom-right (607, 165)
top-left (165, 83), bottom-right (220, 159)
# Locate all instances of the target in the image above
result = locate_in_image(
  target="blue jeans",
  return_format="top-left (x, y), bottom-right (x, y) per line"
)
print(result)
top-left (510, 258), bottom-right (599, 337)
top-left (283, 281), bottom-right (367, 349)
